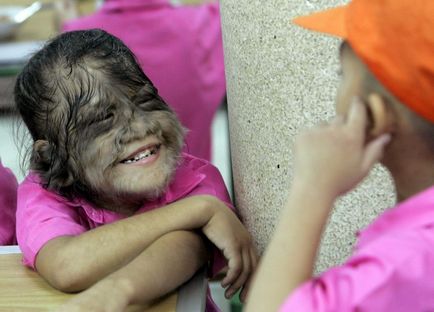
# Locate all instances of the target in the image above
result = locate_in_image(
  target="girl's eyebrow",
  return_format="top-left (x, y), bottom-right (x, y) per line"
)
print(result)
top-left (77, 102), bottom-right (107, 124)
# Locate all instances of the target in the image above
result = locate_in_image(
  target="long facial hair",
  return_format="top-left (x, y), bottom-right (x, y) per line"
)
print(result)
top-left (14, 29), bottom-right (185, 214)
top-left (65, 76), bottom-right (186, 213)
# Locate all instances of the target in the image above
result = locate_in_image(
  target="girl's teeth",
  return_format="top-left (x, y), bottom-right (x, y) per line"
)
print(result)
top-left (125, 148), bottom-right (156, 163)
top-left (135, 151), bottom-right (151, 160)
top-left (122, 145), bottom-right (160, 164)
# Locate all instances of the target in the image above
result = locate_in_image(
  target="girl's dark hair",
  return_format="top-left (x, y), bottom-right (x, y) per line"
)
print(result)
top-left (14, 29), bottom-right (158, 196)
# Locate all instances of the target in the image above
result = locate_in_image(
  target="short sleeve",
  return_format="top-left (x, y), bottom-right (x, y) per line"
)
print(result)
top-left (186, 158), bottom-right (233, 210)
top-left (280, 229), bottom-right (434, 312)
top-left (0, 162), bottom-right (18, 245)
top-left (16, 176), bottom-right (88, 269)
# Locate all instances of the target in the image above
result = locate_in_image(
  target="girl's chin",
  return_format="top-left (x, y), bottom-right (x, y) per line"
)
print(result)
top-left (112, 174), bottom-right (170, 197)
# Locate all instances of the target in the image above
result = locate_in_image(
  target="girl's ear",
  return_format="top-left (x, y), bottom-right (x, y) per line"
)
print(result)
top-left (33, 140), bottom-right (52, 165)
top-left (32, 140), bottom-right (75, 189)
top-left (366, 93), bottom-right (395, 137)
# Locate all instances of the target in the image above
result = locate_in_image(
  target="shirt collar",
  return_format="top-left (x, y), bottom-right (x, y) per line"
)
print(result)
top-left (164, 155), bottom-right (206, 203)
top-left (77, 154), bottom-right (205, 224)
top-left (102, 0), bottom-right (171, 12)
top-left (357, 185), bottom-right (434, 246)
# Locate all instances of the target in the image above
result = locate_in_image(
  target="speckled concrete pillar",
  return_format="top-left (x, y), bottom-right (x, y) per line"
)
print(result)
top-left (220, 0), bottom-right (396, 272)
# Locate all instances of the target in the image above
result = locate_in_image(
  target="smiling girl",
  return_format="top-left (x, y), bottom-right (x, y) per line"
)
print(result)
top-left (15, 29), bottom-right (256, 311)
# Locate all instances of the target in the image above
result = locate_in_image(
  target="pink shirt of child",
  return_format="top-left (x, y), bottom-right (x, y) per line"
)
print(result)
top-left (0, 161), bottom-right (18, 245)
top-left (17, 153), bottom-right (232, 311)
top-left (280, 186), bottom-right (434, 312)
top-left (63, 0), bottom-right (226, 161)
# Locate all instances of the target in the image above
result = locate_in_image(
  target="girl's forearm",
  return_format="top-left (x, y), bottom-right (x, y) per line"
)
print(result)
top-left (36, 195), bottom-right (218, 292)
top-left (245, 183), bottom-right (335, 312)
top-left (103, 230), bottom-right (208, 305)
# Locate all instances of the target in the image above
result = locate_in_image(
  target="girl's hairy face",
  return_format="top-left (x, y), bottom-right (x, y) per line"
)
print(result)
top-left (70, 91), bottom-right (184, 200)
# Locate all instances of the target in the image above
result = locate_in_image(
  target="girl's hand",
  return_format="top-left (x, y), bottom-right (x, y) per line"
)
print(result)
top-left (293, 98), bottom-right (391, 200)
top-left (201, 196), bottom-right (258, 302)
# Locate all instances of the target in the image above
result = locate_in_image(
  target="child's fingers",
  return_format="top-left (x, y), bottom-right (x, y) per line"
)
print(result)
top-left (347, 97), bottom-right (368, 139)
top-left (250, 246), bottom-right (258, 270)
top-left (239, 274), bottom-right (253, 303)
top-left (237, 247), bottom-right (258, 302)
top-left (330, 115), bottom-right (345, 126)
top-left (221, 250), bottom-right (242, 288)
top-left (225, 248), bottom-right (251, 299)
top-left (241, 247), bottom-right (258, 300)
top-left (362, 133), bottom-right (391, 172)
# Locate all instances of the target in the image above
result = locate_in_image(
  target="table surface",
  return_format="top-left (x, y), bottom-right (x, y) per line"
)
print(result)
top-left (0, 246), bottom-right (206, 312)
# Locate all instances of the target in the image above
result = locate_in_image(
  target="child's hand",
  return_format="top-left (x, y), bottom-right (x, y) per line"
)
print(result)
top-left (293, 98), bottom-right (391, 199)
top-left (201, 196), bottom-right (258, 301)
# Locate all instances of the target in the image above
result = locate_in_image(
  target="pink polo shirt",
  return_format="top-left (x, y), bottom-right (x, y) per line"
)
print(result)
top-left (63, 0), bottom-right (226, 161)
top-left (0, 161), bottom-right (18, 245)
top-left (280, 186), bottom-right (434, 312)
top-left (17, 153), bottom-right (232, 311)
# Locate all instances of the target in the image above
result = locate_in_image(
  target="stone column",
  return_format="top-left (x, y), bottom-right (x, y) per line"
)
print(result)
top-left (219, 0), bottom-right (396, 272)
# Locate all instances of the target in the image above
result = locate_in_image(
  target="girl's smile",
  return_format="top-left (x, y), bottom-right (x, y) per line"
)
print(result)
top-left (120, 143), bottom-right (162, 167)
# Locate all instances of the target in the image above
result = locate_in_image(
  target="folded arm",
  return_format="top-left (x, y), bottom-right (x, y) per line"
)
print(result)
top-left (57, 230), bottom-right (208, 311)
top-left (36, 195), bottom-right (217, 292)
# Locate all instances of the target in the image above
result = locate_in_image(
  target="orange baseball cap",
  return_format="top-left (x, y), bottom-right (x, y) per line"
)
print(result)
top-left (293, 0), bottom-right (434, 123)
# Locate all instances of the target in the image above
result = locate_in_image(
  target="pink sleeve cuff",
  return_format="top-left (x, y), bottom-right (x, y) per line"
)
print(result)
top-left (20, 224), bottom-right (85, 269)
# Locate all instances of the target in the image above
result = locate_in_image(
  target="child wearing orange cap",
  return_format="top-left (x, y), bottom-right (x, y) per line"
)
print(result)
top-left (246, 0), bottom-right (434, 311)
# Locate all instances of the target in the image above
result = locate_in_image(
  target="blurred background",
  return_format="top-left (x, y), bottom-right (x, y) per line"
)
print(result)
top-left (0, 0), bottom-right (236, 311)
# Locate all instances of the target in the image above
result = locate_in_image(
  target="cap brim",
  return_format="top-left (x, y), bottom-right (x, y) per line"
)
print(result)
top-left (293, 5), bottom-right (348, 38)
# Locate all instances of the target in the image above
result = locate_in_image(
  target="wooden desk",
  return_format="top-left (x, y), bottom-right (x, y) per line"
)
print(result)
top-left (0, 246), bottom-right (206, 312)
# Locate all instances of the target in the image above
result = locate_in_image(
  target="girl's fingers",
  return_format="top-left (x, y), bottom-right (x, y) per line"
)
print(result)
top-left (250, 247), bottom-right (259, 270)
top-left (221, 250), bottom-right (242, 288)
top-left (238, 247), bottom-right (258, 302)
top-left (239, 274), bottom-right (254, 303)
top-left (225, 248), bottom-right (251, 299)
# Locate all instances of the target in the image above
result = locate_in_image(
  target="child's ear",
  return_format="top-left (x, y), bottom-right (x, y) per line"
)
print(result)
top-left (366, 93), bottom-right (394, 137)
top-left (33, 139), bottom-right (75, 188)
top-left (33, 140), bottom-right (52, 164)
